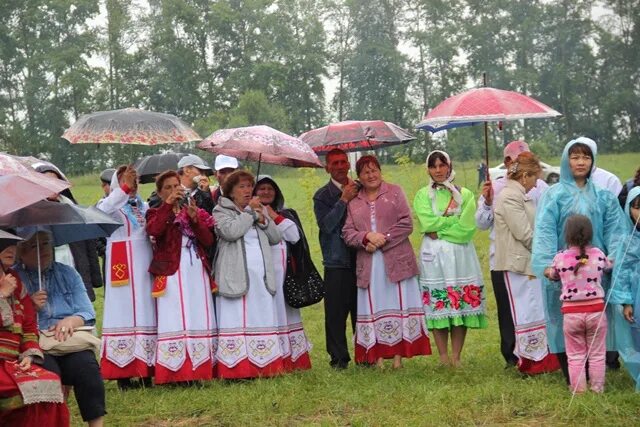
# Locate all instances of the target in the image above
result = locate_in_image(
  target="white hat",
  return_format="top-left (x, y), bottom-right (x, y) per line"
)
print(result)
top-left (214, 155), bottom-right (239, 171)
top-left (177, 154), bottom-right (212, 171)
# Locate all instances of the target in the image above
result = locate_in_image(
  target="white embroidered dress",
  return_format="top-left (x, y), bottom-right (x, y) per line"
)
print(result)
top-left (355, 202), bottom-right (431, 361)
top-left (154, 235), bottom-right (217, 383)
top-left (97, 187), bottom-right (156, 378)
top-left (215, 226), bottom-right (285, 378)
top-left (271, 218), bottom-right (312, 370)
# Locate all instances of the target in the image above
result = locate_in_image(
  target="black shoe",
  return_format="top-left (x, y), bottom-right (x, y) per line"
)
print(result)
top-left (117, 378), bottom-right (134, 391)
top-left (330, 361), bottom-right (349, 370)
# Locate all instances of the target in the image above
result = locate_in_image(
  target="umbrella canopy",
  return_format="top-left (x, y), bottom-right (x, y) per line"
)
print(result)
top-left (415, 87), bottom-right (562, 132)
top-left (62, 108), bottom-right (201, 145)
top-left (198, 125), bottom-right (323, 168)
top-left (299, 120), bottom-right (416, 155)
top-left (0, 153), bottom-right (72, 216)
top-left (0, 200), bottom-right (122, 246)
top-left (133, 152), bottom-right (211, 184)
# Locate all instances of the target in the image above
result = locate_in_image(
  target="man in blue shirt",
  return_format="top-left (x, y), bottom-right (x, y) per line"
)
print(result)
top-left (313, 149), bottom-right (359, 369)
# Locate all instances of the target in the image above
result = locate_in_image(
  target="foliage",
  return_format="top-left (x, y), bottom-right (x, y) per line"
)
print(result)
top-left (0, 0), bottom-right (639, 173)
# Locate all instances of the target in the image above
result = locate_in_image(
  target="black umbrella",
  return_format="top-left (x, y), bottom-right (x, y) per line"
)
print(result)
top-left (133, 152), bottom-right (212, 184)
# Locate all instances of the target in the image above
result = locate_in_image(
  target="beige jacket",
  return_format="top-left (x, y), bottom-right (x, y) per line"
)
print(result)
top-left (494, 179), bottom-right (536, 275)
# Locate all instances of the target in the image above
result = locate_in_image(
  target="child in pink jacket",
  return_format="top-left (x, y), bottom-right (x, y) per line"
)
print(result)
top-left (550, 214), bottom-right (613, 393)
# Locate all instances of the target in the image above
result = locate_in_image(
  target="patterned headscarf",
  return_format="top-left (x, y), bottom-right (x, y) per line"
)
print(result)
top-left (426, 150), bottom-right (463, 216)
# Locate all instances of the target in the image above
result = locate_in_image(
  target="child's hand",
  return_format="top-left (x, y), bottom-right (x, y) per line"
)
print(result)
top-left (623, 304), bottom-right (635, 324)
top-left (544, 267), bottom-right (559, 281)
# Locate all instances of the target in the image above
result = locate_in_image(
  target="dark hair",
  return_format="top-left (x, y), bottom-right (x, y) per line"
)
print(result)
top-left (633, 167), bottom-right (640, 187)
top-left (222, 170), bottom-right (255, 197)
top-left (564, 214), bottom-right (593, 274)
top-left (325, 148), bottom-right (347, 163)
top-left (568, 143), bottom-right (593, 160)
top-left (507, 152), bottom-right (542, 181)
top-left (427, 151), bottom-right (449, 168)
top-left (355, 155), bottom-right (381, 176)
top-left (155, 170), bottom-right (180, 192)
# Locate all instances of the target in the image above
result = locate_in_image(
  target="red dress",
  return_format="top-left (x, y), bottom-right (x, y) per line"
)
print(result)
top-left (0, 269), bottom-right (70, 426)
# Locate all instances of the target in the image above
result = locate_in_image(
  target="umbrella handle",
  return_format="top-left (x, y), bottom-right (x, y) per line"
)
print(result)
top-left (36, 233), bottom-right (42, 292)
top-left (256, 153), bottom-right (262, 178)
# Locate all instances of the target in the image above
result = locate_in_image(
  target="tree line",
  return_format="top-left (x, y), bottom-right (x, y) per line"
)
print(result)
top-left (0, 0), bottom-right (638, 174)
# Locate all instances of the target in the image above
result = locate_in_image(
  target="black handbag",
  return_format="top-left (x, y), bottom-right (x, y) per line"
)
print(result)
top-left (282, 211), bottom-right (324, 308)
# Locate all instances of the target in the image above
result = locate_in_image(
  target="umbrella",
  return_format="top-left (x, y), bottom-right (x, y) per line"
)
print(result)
top-left (0, 200), bottom-right (122, 246)
top-left (415, 87), bottom-right (562, 132)
top-left (299, 120), bottom-right (416, 155)
top-left (197, 125), bottom-right (323, 176)
top-left (133, 152), bottom-right (210, 184)
top-left (415, 84), bottom-right (562, 167)
top-left (0, 153), bottom-right (72, 216)
top-left (62, 108), bottom-right (201, 145)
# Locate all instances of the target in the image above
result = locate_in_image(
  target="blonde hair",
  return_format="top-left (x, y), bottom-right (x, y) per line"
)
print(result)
top-left (507, 152), bottom-right (541, 181)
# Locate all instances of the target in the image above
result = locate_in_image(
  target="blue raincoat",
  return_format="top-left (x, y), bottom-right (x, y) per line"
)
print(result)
top-left (610, 186), bottom-right (640, 390)
top-left (531, 139), bottom-right (626, 353)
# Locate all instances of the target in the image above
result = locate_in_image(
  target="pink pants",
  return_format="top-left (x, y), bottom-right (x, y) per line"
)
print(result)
top-left (563, 311), bottom-right (607, 393)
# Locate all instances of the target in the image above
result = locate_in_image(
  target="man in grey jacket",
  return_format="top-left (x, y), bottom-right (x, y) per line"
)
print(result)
top-left (313, 149), bottom-right (359, 369)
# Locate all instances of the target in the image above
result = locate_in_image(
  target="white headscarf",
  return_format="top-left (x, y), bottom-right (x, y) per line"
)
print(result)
top-left (426, 150), bottom-right (463, 216)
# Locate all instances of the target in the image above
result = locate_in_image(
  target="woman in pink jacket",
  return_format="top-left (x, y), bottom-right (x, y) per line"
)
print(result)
top-left (342, 156), bottom-right (431, 369)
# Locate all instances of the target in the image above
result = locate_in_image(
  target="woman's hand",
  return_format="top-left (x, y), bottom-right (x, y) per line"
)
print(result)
top-left (365, 242), bottom-right (377, 253)
top-left (544, 267), bottom-right (559, 281)
top-left (122, 166), bottom-right (137, 190)
top-left (248, 197), bottom-right (266, 224)
top-left (0, 273), bottom-right (17, 298)
top-left (265, 205), bottom-right (278, 221)
top-left (623, 305), bottom-right (635, 324)
top-left (31, 290), bottom-right (48, 310)
top-left (187, 198), bottom-right (198, 222)
top-left (49, 316), bottom-right (84, 342)
top-left (366, 232), bottom-right (386, 248)
top-left (166, 186), bottom-right (185, 205)
top-left (18, 356), bottom-right (32, 371)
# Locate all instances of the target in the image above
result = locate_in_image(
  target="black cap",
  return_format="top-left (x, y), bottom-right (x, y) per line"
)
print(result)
top-left (100, 168), bottom-right (116, 184)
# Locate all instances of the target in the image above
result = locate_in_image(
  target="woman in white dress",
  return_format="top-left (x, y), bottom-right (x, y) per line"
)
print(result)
top-left (96, 165), bottom-right (156, 388)
top-left (145, 171), bottom-right (217, 384)
top-left (212, 170), bottom-right (284, 379)
top-left (254, 175), bottom-right (312, 371)
top-left (342, 156), bottom-right (431, 369)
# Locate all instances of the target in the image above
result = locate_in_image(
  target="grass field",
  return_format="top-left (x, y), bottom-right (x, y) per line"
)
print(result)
top-left (66, 153), bottom-right (640, 426)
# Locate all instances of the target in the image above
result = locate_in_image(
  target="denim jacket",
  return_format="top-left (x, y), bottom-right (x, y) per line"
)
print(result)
top-left (15, 262), bottom-right (96, 331)
top-left (313, 180), bottom-right (355, 269)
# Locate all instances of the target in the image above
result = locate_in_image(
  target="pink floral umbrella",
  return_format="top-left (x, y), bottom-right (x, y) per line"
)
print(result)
top-left (0, 153), bottom-right (71, 216)
top-left (197, 126), bottom-right (323, 175)
top-left (62, 108), bottom-right (201, 145)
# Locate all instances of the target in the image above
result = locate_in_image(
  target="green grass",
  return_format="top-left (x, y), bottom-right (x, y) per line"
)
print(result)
top-left (66, 153), bottom-right (640, 426)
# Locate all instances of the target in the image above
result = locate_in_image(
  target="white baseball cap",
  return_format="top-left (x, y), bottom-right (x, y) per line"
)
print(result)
top-left (177, 154), bottom-right (212, 171)
top-left (214, 155), bottom-right (239, 171)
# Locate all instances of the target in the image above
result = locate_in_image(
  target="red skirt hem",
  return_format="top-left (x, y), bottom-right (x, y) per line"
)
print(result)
top-left (100, 357), bottom-right (154, 380)
top-left (355, 335), bottom-right (432, 364)
top-left (517, 352), bottom-right (561, 375)
top-left (154, 357), bottom-right (213, 384)
top-left (1, 402), bottom-right (70, 427)
top-left (216, 358), bottom-right (286, 379)
top-left (283, 353), bottom-right (312, 372)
